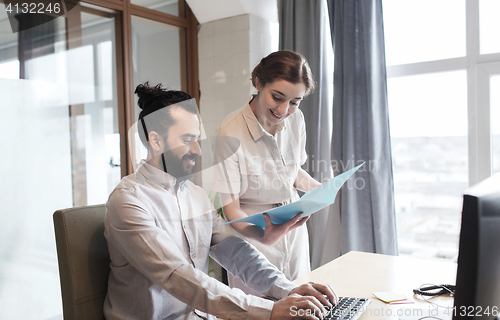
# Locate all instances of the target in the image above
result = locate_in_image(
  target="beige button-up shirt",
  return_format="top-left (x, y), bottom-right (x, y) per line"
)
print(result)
top-left (211, 103), bottom-right (310, 289)
top-left (104, 161), bottom-right (296, 320)
top-left (212, 103), bottom-right (307, 213)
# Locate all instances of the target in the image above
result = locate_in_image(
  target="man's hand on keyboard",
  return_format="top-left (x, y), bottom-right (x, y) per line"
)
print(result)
top-left (270, 282), bottom-right (338, 320)
top-left (290, 282), bottom-right (338, 306)
top-left (271, 293), bottom-right (327, 320)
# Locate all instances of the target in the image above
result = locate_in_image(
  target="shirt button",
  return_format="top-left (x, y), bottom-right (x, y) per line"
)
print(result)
top-left (192, 253), bottom-right (196, 258)
top-left (183, 224), bottom-right (187, 229)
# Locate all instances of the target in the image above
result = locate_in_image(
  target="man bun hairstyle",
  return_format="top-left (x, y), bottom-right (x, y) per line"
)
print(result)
top-left (251, 50), bottom-right (315, 96)
top-left (135, 82), bottom-right (196, 147)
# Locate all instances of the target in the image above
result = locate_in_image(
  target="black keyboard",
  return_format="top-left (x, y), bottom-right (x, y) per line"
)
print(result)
top-left (324, 297), bottom-right (371, 320)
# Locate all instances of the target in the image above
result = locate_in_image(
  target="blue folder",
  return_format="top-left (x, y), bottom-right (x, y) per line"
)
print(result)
top-left (216, 163), bottom-right (364, 229)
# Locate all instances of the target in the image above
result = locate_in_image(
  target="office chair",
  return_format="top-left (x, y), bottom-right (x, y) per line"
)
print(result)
top-left (53, 204), bottom-right (110, 320)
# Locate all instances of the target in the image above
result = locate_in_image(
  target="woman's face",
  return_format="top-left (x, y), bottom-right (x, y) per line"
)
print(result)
top-left (252, 79), bottom-right (307, 129)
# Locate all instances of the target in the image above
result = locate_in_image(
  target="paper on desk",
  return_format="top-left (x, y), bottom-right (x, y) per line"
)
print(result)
top-left (372, 292), bottom-right (413, 304)
top-left (215, 163), bottom-right (364, 229)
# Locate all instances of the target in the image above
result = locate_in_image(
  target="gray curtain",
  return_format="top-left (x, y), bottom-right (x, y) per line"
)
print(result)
top-left (279, 0), bottom-right (398, 268)
top-left (279, 0), bottom-right (339, 269)
top-left (330, 0), bottom-right (398, 255)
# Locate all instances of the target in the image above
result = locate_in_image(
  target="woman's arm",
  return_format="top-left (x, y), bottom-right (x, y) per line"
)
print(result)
top-left (294, 168), bottom-right (321, 193)
top-left (220, 193), bottom-right (308, 245)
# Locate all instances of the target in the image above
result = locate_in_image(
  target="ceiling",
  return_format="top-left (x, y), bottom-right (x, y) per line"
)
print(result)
top-left (185, 0), bottom-right (278, 24)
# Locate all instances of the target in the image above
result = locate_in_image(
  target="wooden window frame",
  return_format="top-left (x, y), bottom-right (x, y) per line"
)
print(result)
top-left (78, 0), bottom-right (199, 176)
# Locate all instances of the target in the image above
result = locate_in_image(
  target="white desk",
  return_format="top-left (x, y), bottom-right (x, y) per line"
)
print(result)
top-left (294, 251), bottom-right (457, 319)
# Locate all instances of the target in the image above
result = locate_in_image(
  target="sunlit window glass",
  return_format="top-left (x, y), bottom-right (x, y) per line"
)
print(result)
top-left (383, 0), bottom-right (466, 66)
top-left (479, 0), bottom-right (500, 55)
top-left (388, 70), bottom-right (468, 260)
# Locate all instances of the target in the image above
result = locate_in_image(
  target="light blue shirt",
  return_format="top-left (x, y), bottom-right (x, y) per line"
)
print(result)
top-left (104, 161), bottom-right (296, 320)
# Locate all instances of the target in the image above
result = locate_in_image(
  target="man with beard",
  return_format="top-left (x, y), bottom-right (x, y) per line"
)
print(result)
top-left (103, 82), bottom-right (337, 320)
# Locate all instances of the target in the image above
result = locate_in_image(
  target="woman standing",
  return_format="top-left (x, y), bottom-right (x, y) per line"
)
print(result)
top-left (212, 50), bottom-right (322, 295)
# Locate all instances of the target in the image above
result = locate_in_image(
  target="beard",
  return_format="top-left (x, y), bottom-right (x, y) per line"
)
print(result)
top-left (160, 148), bottom-right (198, 182)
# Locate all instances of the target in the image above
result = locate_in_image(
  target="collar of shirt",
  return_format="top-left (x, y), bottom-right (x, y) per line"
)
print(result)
top-left (242, 102), bottom-right (286, 142)
top-left (137, 159), bottom-right (188, 191)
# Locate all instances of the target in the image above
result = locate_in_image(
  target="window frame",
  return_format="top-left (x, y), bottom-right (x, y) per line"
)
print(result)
top-left (76, 0), bottom-right (199, 177)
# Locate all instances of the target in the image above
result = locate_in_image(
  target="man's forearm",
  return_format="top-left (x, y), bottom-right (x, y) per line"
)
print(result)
top-left (210, 236), bottom-right (297, 298)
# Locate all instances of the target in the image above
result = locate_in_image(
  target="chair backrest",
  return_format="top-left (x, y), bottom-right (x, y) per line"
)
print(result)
top-left (53, 204), bottom-right (110, 320)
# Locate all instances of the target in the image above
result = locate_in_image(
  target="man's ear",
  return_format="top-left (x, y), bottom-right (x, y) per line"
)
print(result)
top-left (148, 131), bottom-right (162, 153)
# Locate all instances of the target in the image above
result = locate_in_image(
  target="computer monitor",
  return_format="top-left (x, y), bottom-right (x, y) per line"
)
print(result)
top-left (453, 172), bottom-right (500, 320)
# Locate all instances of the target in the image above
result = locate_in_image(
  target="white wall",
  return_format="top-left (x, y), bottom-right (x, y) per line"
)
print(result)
top-left (197, 13), bottom-right (278, 192)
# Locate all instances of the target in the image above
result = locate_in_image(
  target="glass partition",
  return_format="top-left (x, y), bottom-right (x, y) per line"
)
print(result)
top-left (131, 16), bottom-right (182, 164)
top-left (0, 7), bottom-right (120, 319)
top-left (80, 11), bottom-right (121, 203)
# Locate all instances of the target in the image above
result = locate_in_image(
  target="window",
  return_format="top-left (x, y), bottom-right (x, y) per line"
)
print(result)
top-left (387, 71), bottom-right (468, 259)
top-left (384, 0), bottom-right (465, 66)
top-left (383, 0), bottom-right (500, 260)
top-left (479, 0), bottom-right (500, 55)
